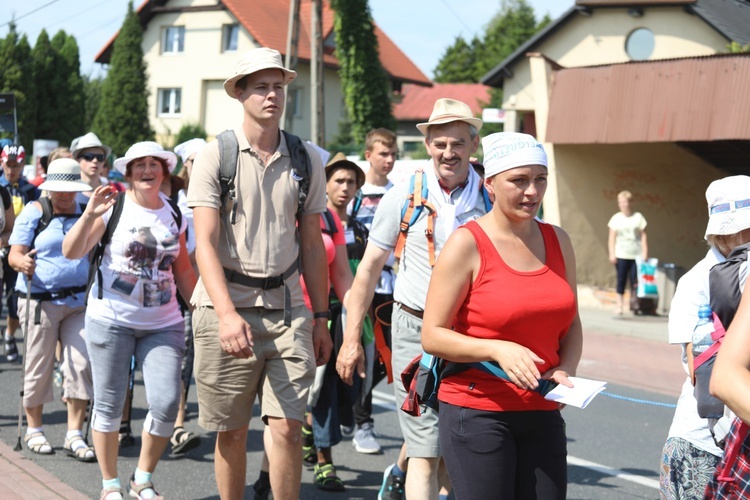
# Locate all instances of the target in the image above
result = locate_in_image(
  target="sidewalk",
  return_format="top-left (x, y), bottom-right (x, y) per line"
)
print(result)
top-left (0, 303), bottom-right (681, 498)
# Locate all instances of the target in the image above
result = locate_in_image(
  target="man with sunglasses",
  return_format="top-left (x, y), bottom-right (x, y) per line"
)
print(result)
top-left (0, 144), bottom-right (39, 362)
top-left (70, 132), bottom-right (112, 203)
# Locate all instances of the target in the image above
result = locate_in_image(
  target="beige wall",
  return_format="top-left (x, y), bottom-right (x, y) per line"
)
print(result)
top-left (553, 143), bottom-right (724, 287)
top-left (502, 7), bottom-right (729, 112)
top-left (143, 2), bottom-right (347, 146)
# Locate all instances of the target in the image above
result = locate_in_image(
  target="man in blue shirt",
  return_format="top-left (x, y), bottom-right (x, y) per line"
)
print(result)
top-left (0, 145), bottom-right (40, 362)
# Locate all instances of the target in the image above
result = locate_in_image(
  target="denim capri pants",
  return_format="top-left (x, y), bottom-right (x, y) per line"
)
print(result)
top-left (85, 316), bottom-right (185, 437)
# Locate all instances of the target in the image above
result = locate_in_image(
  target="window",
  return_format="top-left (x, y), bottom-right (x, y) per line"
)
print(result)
top-left (158, 88), bottom-right (182, 116)
top-left (163, 26), bottom-right (185, 54)
top-left (290, 87), bottom-right (303, 118)
top-left (625, 28), bottom-right (654, 61)
top-left (223, 24), bottom-right (239, 52)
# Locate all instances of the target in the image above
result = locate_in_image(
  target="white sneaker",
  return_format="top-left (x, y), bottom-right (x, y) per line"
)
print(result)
top-left (352, 422), bottom-right (381, 454)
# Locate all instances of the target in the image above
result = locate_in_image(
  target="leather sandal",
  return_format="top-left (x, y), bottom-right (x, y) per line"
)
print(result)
top-left (25, 431), bottom-right (53, 455)
top-left (128, 474), bottom-right (164, 500)
top-left (170, 426), bottom-right (201, 454)
top-left (63, 435), bottom-right (96, 462)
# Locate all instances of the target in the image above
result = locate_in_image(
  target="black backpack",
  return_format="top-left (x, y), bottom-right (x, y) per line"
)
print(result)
top-left (86, 192), bottom-right (182, 302)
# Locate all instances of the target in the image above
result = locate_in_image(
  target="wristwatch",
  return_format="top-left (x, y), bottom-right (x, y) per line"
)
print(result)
top-left (313, 311), bottom-right (331, 320)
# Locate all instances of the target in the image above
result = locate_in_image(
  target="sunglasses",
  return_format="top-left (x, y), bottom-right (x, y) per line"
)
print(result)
top-left (80, 153), bottom-right (106, 162)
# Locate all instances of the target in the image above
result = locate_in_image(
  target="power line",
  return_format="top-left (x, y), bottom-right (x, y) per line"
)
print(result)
top-left (43, 0), bottom-right (115, 30)
top-left (0, 0), bottom-right (62, 29)
top-left (437, 0), bottom-right (475, 36)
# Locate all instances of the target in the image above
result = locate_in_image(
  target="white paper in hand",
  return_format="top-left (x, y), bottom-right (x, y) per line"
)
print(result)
top-left (543, 376), bottom-right (607, 409)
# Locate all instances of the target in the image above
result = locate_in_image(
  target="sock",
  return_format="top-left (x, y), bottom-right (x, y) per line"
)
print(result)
top-left (5, 332), bottom-right (12, 342)
top-left (26, 426), bottom-right (43, 435)
top-left (66, 430), bottom-right (87, 451)
top-left (102, 477), bottom-right (121, 491)
top-left (257, 470), bottom-right (270, 487)
top-left (134, 468), bottom-right (156, 499)
top-left (391, 464), bottom-right (406, 478)
top-left (439, 495), bottom-right (449, 500)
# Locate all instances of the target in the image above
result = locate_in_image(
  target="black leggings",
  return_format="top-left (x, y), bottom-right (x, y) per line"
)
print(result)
top-left (439, 403), bottom-right (567, 500)
top-left (615, 258), bottom-right (637, 295)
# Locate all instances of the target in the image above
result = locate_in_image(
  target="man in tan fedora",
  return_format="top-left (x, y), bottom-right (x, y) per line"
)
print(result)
top-left (187, 47), bottom-right (332, 500)
top-left (337, 98), bottom-right (487, 499)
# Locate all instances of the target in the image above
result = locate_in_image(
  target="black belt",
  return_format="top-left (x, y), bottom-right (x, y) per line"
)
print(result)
top-left (21, 285), bottom-right (87, 325)
top-left (223, 261), bottom-right (299, 326)
top-left (396, 302), bottom-right (423, 319)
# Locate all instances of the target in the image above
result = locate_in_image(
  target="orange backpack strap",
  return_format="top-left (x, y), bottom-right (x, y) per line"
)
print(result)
top-left (373, 301), bottom-right (394, 383)
top-left (395, 170), bottom-right (438, 267)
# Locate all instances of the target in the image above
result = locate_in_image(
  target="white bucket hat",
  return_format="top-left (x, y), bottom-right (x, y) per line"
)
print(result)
top-left (70, 132), bottom-right (112, 158)
top-left (481, 132), bottom-right (548, 179)
top-left (113, 142), bottom-right (177, 175)
top-left (705, 175), bottom-right (750, 238)
top-left (174, 138), bottom-right (207, 164)
top-left (38, 159), bottom-right (93, 192)
top-left (416, 98), bottom-right (483, 136)
top-left (223, 47), bottom-right (297, 98)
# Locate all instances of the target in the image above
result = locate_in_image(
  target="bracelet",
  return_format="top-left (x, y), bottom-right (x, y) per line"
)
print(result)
top-left (313, 311), bottom-right (330, 320)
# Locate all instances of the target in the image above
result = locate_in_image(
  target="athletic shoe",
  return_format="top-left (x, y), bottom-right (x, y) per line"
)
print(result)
top-left (5, 337), bottom-right (18, 362)
top-left (352, 422), bottom-right (381, 454)
top-left (252, 476), bottom-right (271, 500)
top-left (378, 463), bottom-right (405, 500)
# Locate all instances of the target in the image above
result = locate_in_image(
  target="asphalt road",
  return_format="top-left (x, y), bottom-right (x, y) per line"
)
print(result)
top-left (0, 338), bottom-right (676, 500)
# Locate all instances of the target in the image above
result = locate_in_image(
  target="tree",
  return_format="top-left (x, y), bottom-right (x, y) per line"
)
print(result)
top-left (31, 30), bottom-right (66, 143)
top-left (330, 0), bottom-right (396, 145)
top-left (0, 23), bottom-right (35, 146)
top-left (93, 1), bottom-right (153, 156)
top-left (52, 31), bottom-right (85, 147)
top-left (82, 75), bottom-right (104, 131)
top-left (174, 123), bottom-right (207, 146)
top-left (434, 36), bottom-right (483, 83)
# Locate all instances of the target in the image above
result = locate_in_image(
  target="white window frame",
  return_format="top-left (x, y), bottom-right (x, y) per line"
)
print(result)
top-left (222, 24), bottom-right (239, 52)
top-left (162, 26), bottom-right (185, 54)
top-left (290, 87), bottom-right (303, 118)
top-left (157, 88), bottom-right (182, 117)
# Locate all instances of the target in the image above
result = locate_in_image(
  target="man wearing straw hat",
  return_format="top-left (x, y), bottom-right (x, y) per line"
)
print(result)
top-left (187, 47), bottom-right (331, 500)
top-left (337, 98), bottom-right (487, 499)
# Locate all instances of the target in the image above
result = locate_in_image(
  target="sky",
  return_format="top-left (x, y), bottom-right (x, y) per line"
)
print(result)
top-left (1, 0), bottom-right (573, 79)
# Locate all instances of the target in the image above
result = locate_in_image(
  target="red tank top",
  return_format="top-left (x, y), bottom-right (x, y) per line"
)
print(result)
top-left (438, 220), bottom-right (576, 412)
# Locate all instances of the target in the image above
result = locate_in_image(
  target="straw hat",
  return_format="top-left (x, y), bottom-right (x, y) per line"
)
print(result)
top-left (416, 98), bottom-right (483, 136)
top-left (325, 153), bottom-right (365, 189)
top-left (113, 142), bottom-right (177, 175)
top-left (70, 132), bottom-right (112, 158)
top-left (38, 159), bottom-right (93, 192)
top-left (223, 47), bottom-right (297, 98)
top-left (705, 176), bottom-right (750, 238)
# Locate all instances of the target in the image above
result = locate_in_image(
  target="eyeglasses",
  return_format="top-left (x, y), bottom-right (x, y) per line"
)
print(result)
top-left (710, 199), bottom-right (750, 215)
top-left (80, 153), bottom-right (106, 162)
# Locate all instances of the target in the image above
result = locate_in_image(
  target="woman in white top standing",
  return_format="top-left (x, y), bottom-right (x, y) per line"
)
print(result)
top-left (608, 190), bottom-right (648, 315)
top-left (63, 142), bottom-right (196, 500)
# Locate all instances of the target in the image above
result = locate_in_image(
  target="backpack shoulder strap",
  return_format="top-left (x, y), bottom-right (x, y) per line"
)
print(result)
top-left (282, 130), bottom-right (312, 219)
top-left (321, 209), bottom-right (338, 236)
top-left (86, 192), bottom-right (126, 303)
top-left (394, 170), bottom-right (437, 267)
top-left (217, 130), bottom-right (240, 258)
top-left (350, 190), bottom-right (364, 219)
top-left (164, 194), bottom-right (183, 232)
top-left (33, 197), bottom-right (54, 243)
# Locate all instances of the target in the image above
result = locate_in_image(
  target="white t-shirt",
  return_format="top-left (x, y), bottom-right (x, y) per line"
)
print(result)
top-left (86, 192), bottom-right (187, 329)
top-left (608, 211), bottom-right (647, 260)
top-left (665, 247), bottom-right (723, 456)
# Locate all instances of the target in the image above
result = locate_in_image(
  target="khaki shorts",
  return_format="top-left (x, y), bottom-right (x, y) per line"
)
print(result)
top-left (193, 305), bottom-right (315, 431)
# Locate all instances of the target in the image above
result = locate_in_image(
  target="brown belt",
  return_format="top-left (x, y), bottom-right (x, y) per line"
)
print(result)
top-left (396, 302), bottom-right (424, 319)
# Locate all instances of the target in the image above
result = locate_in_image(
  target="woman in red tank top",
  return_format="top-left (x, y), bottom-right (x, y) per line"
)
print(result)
top-left (422, 132), bottom-right (583, 500)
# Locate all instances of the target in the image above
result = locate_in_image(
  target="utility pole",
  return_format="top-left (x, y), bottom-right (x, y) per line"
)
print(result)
top-left (282, 0), bottom-right (300, 131)
top-left (310, 0), bottom-right (325, 146)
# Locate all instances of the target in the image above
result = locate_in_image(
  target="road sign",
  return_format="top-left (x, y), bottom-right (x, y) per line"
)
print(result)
top-left (482, 108), bottom-right (506, 123)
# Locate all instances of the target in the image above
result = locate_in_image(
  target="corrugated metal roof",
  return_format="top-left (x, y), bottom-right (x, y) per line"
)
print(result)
top-left (576, 0), bottom-right (694, 5)
top-left (545, 53), bottom-right (750, 144)
top-left (393, 83), bottom-right (492, 121)
top-left (95, 0), bottom-right (431, 86)
top-left (689, 0), bottom-right (750, 46)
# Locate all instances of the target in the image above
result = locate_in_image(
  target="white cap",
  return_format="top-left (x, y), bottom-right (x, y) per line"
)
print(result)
top-left (174, 138), bottom-right (207, 164)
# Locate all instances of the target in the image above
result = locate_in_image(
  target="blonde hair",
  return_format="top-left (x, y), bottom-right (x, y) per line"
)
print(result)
top-left (617, 190), bottom-right (632, 201)
top-left (365, 128), bottom-right (397, 152)
top-left (48, 147), bottom-right (72, 163)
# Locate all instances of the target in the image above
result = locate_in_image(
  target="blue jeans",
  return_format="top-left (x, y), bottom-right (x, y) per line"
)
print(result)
top-left (85, 317), bottom-right (184, 437)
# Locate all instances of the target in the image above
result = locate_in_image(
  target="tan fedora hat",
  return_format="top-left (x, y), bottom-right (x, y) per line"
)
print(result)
top-left (325, 152), bottom-right (365, 189)
top-left (223, 47), bottom-right (297, 98)
top-left (416, 98), bottom-right (483, 136)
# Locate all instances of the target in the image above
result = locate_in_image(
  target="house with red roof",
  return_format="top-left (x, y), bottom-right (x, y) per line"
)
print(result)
top-left (392, 83), bottom-right (492, 158)
top-left (95, 0), bottom-right (430, 146)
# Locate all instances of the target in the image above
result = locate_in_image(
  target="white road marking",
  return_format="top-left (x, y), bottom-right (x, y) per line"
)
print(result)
top-left (372, 389), bottom-right (660, 490)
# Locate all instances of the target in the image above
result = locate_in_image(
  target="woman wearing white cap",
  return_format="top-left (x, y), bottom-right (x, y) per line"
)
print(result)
top-left (8, 158), bottom-right (94, 461)
top-left (660, 176), bottom-right (750, 498)
top-left (422, 132), bottom-right (582, 498)
top-left (63, 142), bottom-right (197, 500)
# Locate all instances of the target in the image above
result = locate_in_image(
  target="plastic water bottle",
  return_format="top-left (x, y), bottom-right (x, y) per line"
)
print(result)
top-left (692, 303), bottom-right (714, 357)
